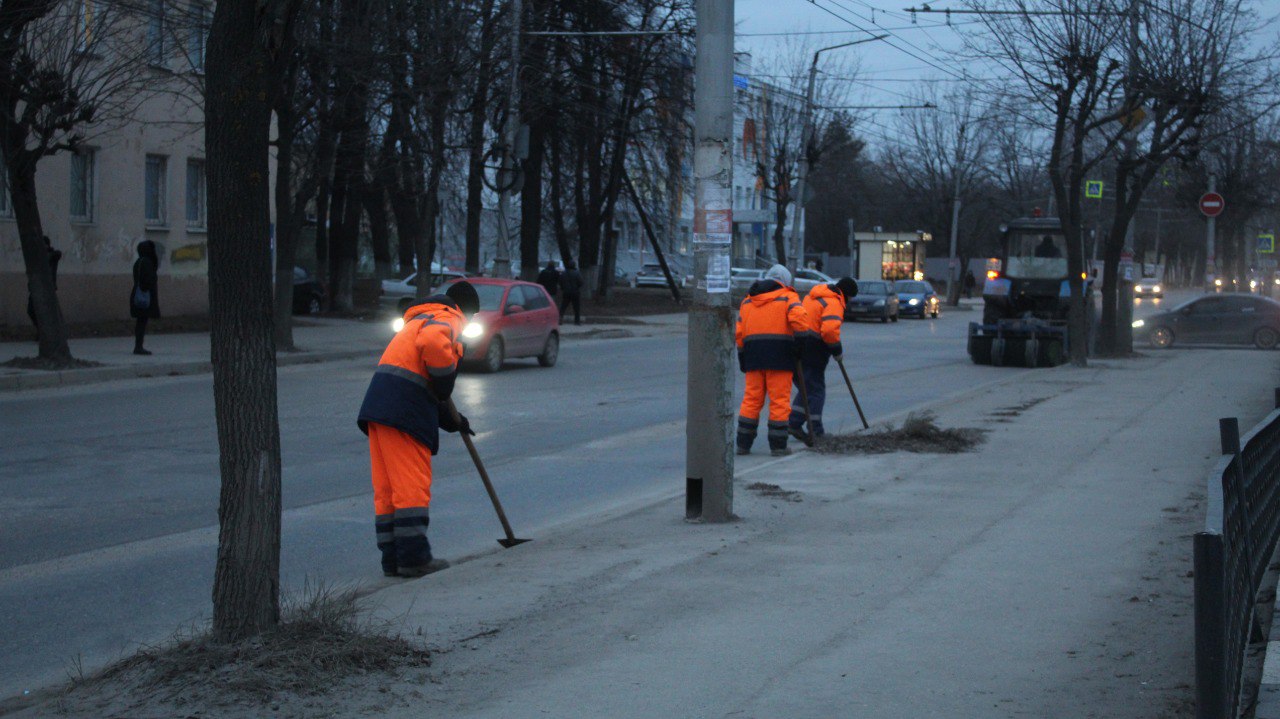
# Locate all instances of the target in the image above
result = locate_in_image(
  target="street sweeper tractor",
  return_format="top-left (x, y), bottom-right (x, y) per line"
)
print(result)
top-left (967, 215), bottom-right (1093, 367)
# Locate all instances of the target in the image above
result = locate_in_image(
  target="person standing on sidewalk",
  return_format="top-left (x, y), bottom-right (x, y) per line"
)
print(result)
top-left (559, 260), bottom-right (583, 325)
top-left (789, 277), bottom-right (857, 441)
top-left (736, 264), bottom-right (809, 456)
top-left (963, 269), bottom-right (976, 299)
top-left (357, 282), bottom-right (479, 578)
top-left (129, 240), bottom-right (160, 355)
top-left (537, 261), bottom-right (561, 300)
top-left (27, 236), bottom-right (62, 329)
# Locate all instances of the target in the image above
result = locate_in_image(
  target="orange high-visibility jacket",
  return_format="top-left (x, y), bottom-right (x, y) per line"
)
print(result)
top-left (735, 280), bottom-right (809, 371)
top-left (798, 283), bottom-right (847, 362)
top-left (357, 299), bottom-right (466, 453)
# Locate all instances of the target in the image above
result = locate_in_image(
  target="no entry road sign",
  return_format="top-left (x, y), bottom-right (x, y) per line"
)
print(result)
top-left (1200, 192), bottom-right (1226, 217)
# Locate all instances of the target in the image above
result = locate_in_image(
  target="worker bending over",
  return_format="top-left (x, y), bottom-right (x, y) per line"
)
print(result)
top-left (357, 282), bottom-right (479, 578)
top-left (736, 264), bottom-right (810, 456)
top-left (790, 277), bottom-right (858, 440)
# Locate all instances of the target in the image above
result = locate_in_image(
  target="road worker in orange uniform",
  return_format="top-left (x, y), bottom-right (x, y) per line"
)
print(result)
top-left (789, 277), bottom-right (858, 440)
top-left (357, 282), bottom-right (479, 578)
top-left (736, 264), bottom-right (810, 456)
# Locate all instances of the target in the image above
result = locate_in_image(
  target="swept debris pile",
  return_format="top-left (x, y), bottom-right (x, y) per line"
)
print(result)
top-left (745, 482), bottom-right (802, 502)
top-left (814, 412), bottom-right (987, 455)
top-left (35, 585), bottom-right (430, 718)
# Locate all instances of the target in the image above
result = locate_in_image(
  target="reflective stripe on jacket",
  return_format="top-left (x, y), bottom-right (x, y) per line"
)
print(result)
top-left (735, 280), bottom-right (809, 371)
top-left (798, 283), bottom-right (846, 364)
top-left (357, 300), bottom-right (465, 454)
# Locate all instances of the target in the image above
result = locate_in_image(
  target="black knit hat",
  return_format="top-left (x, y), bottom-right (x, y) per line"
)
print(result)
top-left (444, 281), bottom-right (480, 316)
top-left (835, 277), bottom-right (858, 298)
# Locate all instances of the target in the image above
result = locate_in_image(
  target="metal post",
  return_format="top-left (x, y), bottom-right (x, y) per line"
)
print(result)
top-left (847, 218), bottom-right (855, 277)
top-left (1207, 174), bottom-right (1217, 285)
top-left (946, 123), bottom-right (964, 306)
top-left (1194, 531), bottom-right (1226, 719)
top-left (492, 0), bottom-right (521, 280)
top-left (1118, 0), bottom-right (1139, 353)
top-left (686, 0), bottom-right (735, 523)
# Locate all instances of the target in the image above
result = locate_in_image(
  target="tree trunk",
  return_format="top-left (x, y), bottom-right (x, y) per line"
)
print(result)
top-left (520, 120), bottom-right (545, 281)
top-left (10, 157), bottom-right (72, 362)
top-left (205, 0), bottom-right (287, 643)
top-left (364, 183), bottom-right (393, 280)
top-left (463, 0), bottom-right (496, 277)
top-left (772, 200), bottom-right (789, 265)
top-left (273, 127), bottom-right (299, 351)
top-left (548, 135), bottom-right (572, 264)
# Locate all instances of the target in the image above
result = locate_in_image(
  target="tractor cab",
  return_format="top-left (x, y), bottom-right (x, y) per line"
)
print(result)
top-left (968, 216), bottom-right (1092, 367)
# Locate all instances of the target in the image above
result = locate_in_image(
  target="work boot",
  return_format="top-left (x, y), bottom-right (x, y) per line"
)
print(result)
top-left (398, 558), bottom-right (450, 578)
top-left (736, 445), bottom-right (751, 456)
top-left (787, 426), bottom-right (809, 445)
top-left (770, 447), bottom-right (792, 457)
top-left (133, 347), bottom-right (152, 356)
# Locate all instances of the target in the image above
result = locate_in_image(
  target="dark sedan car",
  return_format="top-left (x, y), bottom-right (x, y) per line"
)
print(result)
top-left (893, 280), bottom-right (940, 319)
top-left (845, 280), bottom-right (899, 323)
top-left (1135, 294), bottom-right (1280, 349)
top-left (292, 266), bottom-right (325, 314)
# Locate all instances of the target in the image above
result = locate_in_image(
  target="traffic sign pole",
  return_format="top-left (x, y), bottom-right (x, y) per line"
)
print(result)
top-left (1206, 176), bottom-right (1217, 285)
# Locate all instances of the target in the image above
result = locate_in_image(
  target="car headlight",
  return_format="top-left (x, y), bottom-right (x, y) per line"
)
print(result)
top-left (1132, 319), bottom-right (1145, 329)
top-left (1215, 279), bottom-right (1223, 286)
top-left (391, 318), bottom-right (405, 333)
top-left (908, 298), bottom-right (920, 306)
top-left (873, 299), bottom-right (885, 307)
top-left (1153, 285), bottom-right (1161, 293)
top-left (462, 321), bottom-right (485, 339)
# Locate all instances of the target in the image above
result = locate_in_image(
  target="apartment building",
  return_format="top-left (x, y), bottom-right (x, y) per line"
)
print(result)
top-left (0, 1), bottom-right (211, 326)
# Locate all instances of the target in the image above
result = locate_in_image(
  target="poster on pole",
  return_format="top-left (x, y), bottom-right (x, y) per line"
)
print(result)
top-left (706, 253), bottom-right (731, 293)
top-left (694, 187), bottom-right (733, 244)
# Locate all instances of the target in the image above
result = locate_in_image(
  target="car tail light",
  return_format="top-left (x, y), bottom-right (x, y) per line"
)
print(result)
top-left (987, 270), bottom-right (999, 280)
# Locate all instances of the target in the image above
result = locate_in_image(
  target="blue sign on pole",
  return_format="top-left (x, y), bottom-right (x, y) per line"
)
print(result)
top-left (1259, 234), bottom-right (1275, 254)
top-left (733, 74), bottom-right (749, 90)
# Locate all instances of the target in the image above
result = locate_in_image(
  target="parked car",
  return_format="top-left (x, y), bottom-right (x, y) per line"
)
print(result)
top-left (793, 268), bottom-right (836, 297)
top-left (845, 280), bottom-right (899, 323)
top-left (1134, 294), bottom-right (1280, 349)
top-left (441, 278), bottom-right (561, 372)
top-left (1134, 277), bottom-right (1163, 298)
top-left (381, 269), bottom-right (469, 312)
top-left (631, 263), bottom-right (685, 289)
top-left (893, 279), bottom-right (940, 318)
top-left (292, 266), bottom-right (325, 315)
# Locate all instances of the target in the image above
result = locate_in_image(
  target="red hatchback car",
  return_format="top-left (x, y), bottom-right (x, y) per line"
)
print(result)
top-left (442, 278), bottom-right (561, 373)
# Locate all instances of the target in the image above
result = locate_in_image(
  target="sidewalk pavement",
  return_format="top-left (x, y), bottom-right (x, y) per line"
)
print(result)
top-left (351, 348), bottom-right (1276, 718)
top-left (0, 313), bottom-right (687, 391)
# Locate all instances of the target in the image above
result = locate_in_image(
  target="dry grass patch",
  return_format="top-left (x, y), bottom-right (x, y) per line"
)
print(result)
top-left (41, 584), bottom-right (430, 718)
top-left (814, 412), bottom-right (987, 455)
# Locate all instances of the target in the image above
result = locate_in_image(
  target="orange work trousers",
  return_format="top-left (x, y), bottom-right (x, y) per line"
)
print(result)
top-left (368, 422), bottom-right (434, 572)
top-left (738, 369), bottom-right (793, 451)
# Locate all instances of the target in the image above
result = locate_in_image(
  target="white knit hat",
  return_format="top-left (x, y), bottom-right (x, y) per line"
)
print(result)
top-left (764, 264), bottom-right (792, 287)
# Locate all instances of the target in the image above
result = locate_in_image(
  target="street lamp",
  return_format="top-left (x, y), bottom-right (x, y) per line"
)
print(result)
top-left (787, 34), bottom-right (888, 273)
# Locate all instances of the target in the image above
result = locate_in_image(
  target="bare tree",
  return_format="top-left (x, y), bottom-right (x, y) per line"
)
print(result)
top-left (966, 0), bottom-right (1131, 366)
top-left (1, 0), bottom-right (150, 364)
top-left (205, 0), bottom-right (301, 642)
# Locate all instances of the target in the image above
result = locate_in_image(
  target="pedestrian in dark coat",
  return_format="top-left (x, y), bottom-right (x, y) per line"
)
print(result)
top-left (130, 240), bottom-right (160, 355)
top-left (537, 261), bottom-right (561, 298)
top-left (559, 261), bottom-right (584, 325)
top-left (963, 269), bottom-right (976, 299)
top-left (27, 235), bottom-right (62, 328)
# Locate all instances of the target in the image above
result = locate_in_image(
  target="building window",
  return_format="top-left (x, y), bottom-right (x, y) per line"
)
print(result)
top-left (186, 158), bottom-right (206, 228)
top-left (75, 0), bottom-right (101, 52)
top-left (145, 154), bottom-right (167, 224)
top-left (69, 149), bottom-right (95, 222)
top-left (186, 2), bottom-right (209, 72)
top-left (147, 0), bottom-right (165, 66)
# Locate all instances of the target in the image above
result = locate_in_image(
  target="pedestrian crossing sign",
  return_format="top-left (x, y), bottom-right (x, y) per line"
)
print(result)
top-left (1260, 234), bottom-right (1275, 254)
top-left (1085, 181), bottom-right (1104, 199)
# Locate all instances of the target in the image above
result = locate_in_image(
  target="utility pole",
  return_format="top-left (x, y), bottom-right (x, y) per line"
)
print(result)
top-left (847, 218), bottom-right (855, 277)
top-left (945, 122), bottom-right (966, 306)
top-left (686, 0), bottom-right (735, 523)
top-left (787, 36), bottom-right (885, 272)
top-left (492, 0), bottom-right (522, 279)
top-left (1207, 173), bottom-right (1217, 284)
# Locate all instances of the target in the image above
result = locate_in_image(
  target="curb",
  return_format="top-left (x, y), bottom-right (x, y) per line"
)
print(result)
top-left (0, 349), bottom-right (373, 393)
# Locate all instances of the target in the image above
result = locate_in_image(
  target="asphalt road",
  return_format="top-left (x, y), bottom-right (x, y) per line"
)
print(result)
top-left (1, 306), bottom-right (1017, 698)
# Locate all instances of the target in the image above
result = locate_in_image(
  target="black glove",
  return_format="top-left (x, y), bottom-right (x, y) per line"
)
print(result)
top-left (440, 410), bottom-right (475, 436)
top-left (829, 341), bottom-right (844, 361)
top-left (738, 352), bottom-right (746, 373)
